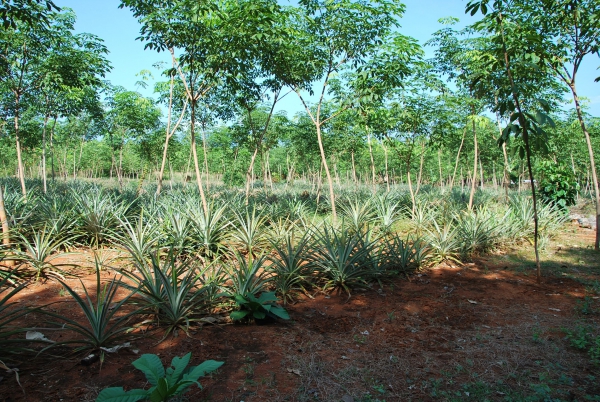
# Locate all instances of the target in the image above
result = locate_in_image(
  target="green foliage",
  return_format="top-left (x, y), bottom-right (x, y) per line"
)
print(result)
top-left (15, 224), bottom-right (74, 280)
top-left (382, 234), bottom-right (430, 274)
top-left (308, 226), bottom-right (380, 296)
top-left (425, 220), bottom-right (461, 265)
top-left (229, 206), bottom-right (267, 256)
top-left (455, 207), bottom-right (500, 257)
top-left (564, 324), bottom-right (600, 365)
top-left (188, 202), bottom-right (229, 258)
top-left (339, 196), bottom-right (376, 234)
top-left (74, 190), bottom-right (127, 247)
top-left (95, 352), bottom-right (223, 402)
top-left (223, 250), bottom-right (270, 298)
top-left (41, 259), bottom-right (139, 356)
top-left (230, 291), bottom-right (290, 322)
top-left (121, 249), bottom-right (207, 337)
top-left (113, 212), bottom-right (163, 264)
top-left (538, 161), bottom-right (579, 210)
top-left (267, 232), bottom-right (311, 305)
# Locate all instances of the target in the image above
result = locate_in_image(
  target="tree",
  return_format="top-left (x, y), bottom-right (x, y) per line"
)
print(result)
top-left (36, 13), bottom-right (110, 192)
top-left (0, 0), bottom-right (59, 29)
top-left (153, 63), bottom-right (188, 196)
top-left (512, 0), bottom-right (600, 250)
top-left (0, 6), bottom-right (75, 195)
top-left (121, 0), bottom-right (289, 214)
top-left (277, 0), bottom-right (421, 223)
top-left (466, 0), bottom-right (563, 281)
top-left (106, 88), bottom-right (162, 191)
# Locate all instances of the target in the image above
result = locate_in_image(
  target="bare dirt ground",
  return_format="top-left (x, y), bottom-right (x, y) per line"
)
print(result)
top-left (1, 226), bottom-right (599, 402)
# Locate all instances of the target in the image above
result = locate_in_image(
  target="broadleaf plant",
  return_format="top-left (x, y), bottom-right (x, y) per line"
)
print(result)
top-left (95, 352), bottom-right (223, 402)
top-left (230, 291), bottom-right (290, 322)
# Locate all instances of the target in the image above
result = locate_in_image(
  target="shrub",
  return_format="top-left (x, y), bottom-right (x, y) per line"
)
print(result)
top-left (538, 161), bottom-right (578, 210)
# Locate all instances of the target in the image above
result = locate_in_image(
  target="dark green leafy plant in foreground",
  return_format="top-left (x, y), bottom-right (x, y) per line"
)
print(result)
top-left (95, 352), bottom-right (223, 402)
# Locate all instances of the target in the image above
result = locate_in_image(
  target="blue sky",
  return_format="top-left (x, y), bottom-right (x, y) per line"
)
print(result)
top-left (60, 0), bottom-right (599, 117)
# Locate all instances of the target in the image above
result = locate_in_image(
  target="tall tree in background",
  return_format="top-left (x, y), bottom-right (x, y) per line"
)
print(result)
top-left (121, 0), bottom-right (290, 214)
top-left (515, 0), bottom-right (600, 250)
top-left (467, 0), bottom-right (563, 281)
top-left (37, 12), bottom-right (110, 192)
top-left (0, 0), bottom-right (59, 29)
top-left (106, 88), bottom-right (162, 192)
top-left (0, 5), bottom-right (75, 196)
top-left (277, 0), bottom-right (421, 223)
top-left (154, 62), bottom-right (188, 196)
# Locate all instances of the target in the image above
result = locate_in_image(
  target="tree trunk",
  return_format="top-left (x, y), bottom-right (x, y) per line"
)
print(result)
top-left (351, 150), bottom-right (357, 184)
top-left (50, 115), bottom-right (57, 182)
top-left (367, 128), bottom-right (376, 192)
top-left (0, 186), bottom-right (12, 267)
top-left (500, 22), bottom-right (542, 282)
top-left (157, 67), bottom-right (177, 196)
top-left (450, 127), bottom-right (467, 190)
top-left (245, 146), bottom-right (260, 202)
top-left (495, 111), bottom-right (510, 201)
top-left (569, 82), bottom-right (600, 250)
top-left (202, 121), bottom-right (210, 191)
top-left (468, 113), bottom-right (478, 211)
top-left (13, 96), bottom-right (27, 197)
top-left (438, 148), bottom-right (444, 189)
top-left (480, 157), bottom-right (485, 189)
top-left (415, 141), bottom-right (425, 198)
top-left (41, 113), bottom-right (49, 194)
top-left (190, 101), bottom-right (208, 215)
top-left (118, 139), bottom-right (124, 192)
top-left (383, 141), bottom-right (390, 193)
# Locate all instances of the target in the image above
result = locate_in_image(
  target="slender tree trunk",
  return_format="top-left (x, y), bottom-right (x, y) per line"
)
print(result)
top-left (367, 128), bottom-right (376, 191)
top-left (13, 96), bottom-right (27, 197)
top-left (480, 158), bottom-right (485, 189)
top-left (190, 101), bottom-right (208, 215)
top-left (245, 146), bottom-right (260, 202)
top-left (202, 121), bottom-right (209, 191)
top-left (569, 82), bottom-right (600, 250)
top-left (450, 127), bottom-right (467, 189)
top-left (50, 115), bottom-right (57, 182)
top-left (500, 20), bottom-right (542, 281)
top-left (407, 160), bottom-right (416, 215)
top-left (41, 113), bottom-right (49, 194)
top-left (438, 148), bottom-right (444, 189)
top-left (168, 159), bottom-right (174, 190)
top-left (495, 111), bottom-right (510, 200)
top-left (351, 150), bottom-right (357, 184)
top-left (118, 139), bottom-right (124, 192)
top-left (76, 138), bottom-right (84, 180)
top-left (415, 141), bottom-right (425, 198)
top-left (0, 186), bottom-right (12, 267)
top-left (184, 143), bottom-right (193, 182)
top-left (296, 87), bottom-right (337, 223)
top-left (383, 141), bottom-right (390, 192)
top-left (157, 67), bottom-right (178, 196)
top-left (266, 151), bottom-right (274, 192)
top-left (317, 124), bottom-right (337, 220)
top-left (468, 112), bottom-right (478, 211)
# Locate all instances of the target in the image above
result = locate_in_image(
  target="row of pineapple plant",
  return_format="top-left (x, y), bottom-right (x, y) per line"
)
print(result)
top-left (0, 178), bottom-right (568, 362)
